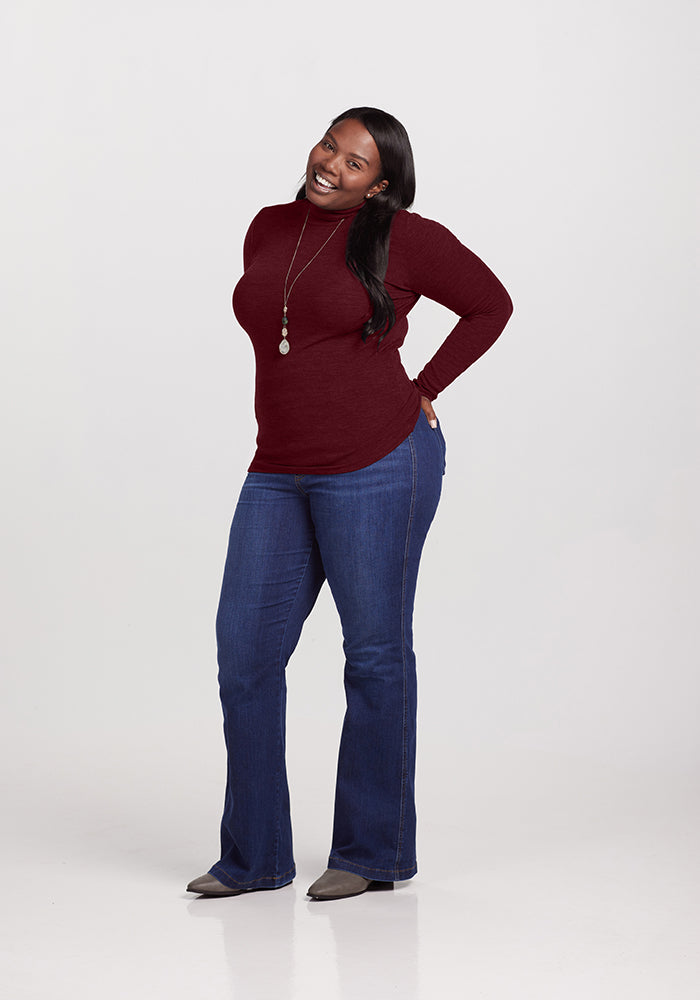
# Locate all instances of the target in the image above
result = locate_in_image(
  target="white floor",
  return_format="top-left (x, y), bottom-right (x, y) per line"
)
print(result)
top-left (4, 749), bottom-right (699, 1000)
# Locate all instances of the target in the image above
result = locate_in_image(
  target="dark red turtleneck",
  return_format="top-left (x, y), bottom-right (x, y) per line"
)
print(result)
top-left (232, 198), bottom-right (513, 474)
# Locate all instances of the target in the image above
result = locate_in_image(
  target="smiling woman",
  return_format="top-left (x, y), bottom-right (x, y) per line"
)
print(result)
top-left (305, 119), bottom-right (388, 209)
top-left (299, 109), bottom-right (417, 344)
top-left (186, 107), bottom-right (513, 902)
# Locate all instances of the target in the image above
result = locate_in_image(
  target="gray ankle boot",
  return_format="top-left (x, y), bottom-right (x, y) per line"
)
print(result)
top-left (186, 873), bottom-right (245, 896)
top-left (307, 869), bottom-right (394, 900)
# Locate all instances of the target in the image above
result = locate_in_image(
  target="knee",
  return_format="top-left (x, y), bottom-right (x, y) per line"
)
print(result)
top-left (216, 614), bottom-right (278, 698)
top-left (342, 630), bottom-right (413, 681)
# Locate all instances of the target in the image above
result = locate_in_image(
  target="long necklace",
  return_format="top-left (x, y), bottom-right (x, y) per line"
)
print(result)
top-left (280, 209), bottom-right (346, 356)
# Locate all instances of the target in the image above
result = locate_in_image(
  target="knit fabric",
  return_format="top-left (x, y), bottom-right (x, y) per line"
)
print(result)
top-left (232, 198), bottom-right (512, 474)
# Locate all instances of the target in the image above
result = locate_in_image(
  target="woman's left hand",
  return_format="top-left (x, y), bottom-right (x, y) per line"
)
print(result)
top-left (420, 395), bottom-right (438, 429)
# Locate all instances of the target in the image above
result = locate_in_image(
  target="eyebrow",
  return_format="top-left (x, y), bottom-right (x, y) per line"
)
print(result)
top-left (326, 130), bottom-right (370, 166)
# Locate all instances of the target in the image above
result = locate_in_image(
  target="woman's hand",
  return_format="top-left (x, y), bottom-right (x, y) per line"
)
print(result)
top-left (420, 395), bottom-right (438, 429)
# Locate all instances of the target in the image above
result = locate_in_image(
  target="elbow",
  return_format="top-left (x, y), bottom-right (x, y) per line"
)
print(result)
top-left (488, 286), bottom-right (513, 344)
top-left (500, 286), bottom-right (514, 324)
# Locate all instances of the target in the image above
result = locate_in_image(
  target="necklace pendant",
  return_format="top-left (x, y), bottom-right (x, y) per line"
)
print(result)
top-left (280, 210), bottom-right (345, 363)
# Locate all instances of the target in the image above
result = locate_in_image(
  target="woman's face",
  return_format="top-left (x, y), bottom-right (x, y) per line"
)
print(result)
top-left (305, 118), bottom-right (387, 210)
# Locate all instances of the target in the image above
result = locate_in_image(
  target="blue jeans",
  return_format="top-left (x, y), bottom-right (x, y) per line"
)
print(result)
top-left (209, 410), bottom-right (446, 888)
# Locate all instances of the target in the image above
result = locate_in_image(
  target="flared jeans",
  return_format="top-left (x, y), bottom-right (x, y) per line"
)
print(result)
top-left (209, 410), bottom-right (446, 889)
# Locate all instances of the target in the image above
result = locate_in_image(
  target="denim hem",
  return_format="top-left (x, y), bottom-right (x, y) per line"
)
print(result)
top-left (209, 863), bottom-right (296, 890)
top-left (328, 856), bottom-right (417, 882)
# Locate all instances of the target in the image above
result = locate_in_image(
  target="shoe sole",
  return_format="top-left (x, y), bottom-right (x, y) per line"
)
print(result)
top-left (187, 882), bottom-right (293, 897)
top-left (308, 880), bottom-right (395, 900)
top-left (187, 887), bottom-right (246, 896)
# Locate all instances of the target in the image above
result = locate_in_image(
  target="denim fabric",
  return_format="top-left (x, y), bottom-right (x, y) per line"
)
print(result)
top-left (209, 410), bottom-right (446, 889)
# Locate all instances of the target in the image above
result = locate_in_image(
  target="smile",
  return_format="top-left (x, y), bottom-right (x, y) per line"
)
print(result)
top-left (314, 171), bottom-right (337, 190)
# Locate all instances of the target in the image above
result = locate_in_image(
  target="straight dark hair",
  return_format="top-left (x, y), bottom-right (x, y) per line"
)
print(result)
top-left (296, 107), bottom-right (416, 341)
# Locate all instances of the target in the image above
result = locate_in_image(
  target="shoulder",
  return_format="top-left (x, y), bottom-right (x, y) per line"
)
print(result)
top-left (390, 209), bottom-right (466, 249)
top-left (388, 211), bottom-right (472, 282)
top-left (248, 199), bottom-right (306, 231)
top-left (243, 201), bottom-right (307, 263)
top-left (386, 209), bottom-right (507, 302)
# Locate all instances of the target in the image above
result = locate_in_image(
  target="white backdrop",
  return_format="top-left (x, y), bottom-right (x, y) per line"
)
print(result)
top-left (1, 0), bottom-right (698, 922)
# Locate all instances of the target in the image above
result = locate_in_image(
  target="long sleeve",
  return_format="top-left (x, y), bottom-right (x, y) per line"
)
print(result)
top-left (392, 212), bottom-right (513, 401)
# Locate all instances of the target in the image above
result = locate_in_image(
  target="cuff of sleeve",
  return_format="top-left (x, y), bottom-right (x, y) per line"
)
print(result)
top-left (412, 378), bottom-right (437, 401)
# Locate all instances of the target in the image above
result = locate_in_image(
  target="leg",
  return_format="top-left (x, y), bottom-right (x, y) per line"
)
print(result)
top-left (307, 411), bottom-right (446, 881)
top-left (210, 472), bottom-right (325, 889)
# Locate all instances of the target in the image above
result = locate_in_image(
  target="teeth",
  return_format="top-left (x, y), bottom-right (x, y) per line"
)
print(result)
top-left (315, 171), bottom-right (336, 189)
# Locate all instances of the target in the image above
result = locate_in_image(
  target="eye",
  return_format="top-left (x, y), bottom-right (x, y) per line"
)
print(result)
top-left (322, 140), bottom-right (334, 151)
top-left (348, 160), bottom-right (361, 170)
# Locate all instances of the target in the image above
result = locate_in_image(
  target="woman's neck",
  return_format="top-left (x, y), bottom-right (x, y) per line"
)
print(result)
top-left (303, 197), bottom-right (367, 223)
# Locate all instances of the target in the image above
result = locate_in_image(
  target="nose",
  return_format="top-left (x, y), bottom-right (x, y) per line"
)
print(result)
top-left (320, 149), bottom-right (341, 177)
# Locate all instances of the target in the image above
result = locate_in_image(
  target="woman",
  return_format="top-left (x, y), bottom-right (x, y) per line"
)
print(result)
top-left (187, 108), bottom-right (512, 901)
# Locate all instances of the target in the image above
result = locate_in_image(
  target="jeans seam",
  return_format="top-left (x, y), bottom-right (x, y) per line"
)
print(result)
top-left (395, 430), bottom-right (418, 871)
top-left (271, 532), bottom-right (316, 874)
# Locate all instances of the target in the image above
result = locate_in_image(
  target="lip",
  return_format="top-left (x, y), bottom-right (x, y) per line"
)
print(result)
top-left (310, 169), bottom-right (338, 195)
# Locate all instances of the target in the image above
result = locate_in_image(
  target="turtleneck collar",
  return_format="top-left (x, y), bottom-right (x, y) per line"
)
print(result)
top-left (303, 197), bottom-right (367, 224)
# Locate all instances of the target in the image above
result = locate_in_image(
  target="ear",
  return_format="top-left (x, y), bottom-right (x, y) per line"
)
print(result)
top-left (365, 179), bottom-right (389, 200)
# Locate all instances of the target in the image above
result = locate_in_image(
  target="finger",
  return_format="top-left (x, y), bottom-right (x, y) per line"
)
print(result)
top-left (420, 396), bottom-right (438, 429)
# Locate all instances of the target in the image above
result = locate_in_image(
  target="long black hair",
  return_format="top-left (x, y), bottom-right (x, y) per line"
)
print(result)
top-left (296, 107), bottom-right (416, 342)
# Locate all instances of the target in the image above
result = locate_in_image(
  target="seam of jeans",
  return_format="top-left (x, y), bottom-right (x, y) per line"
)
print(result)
top-left (271, 534), bottom-right (317, 874)
top-left (395, 430), bottom-right (418, 872)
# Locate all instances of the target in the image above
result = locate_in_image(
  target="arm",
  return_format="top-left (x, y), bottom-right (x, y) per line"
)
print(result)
top-left (402, 213), bottom-right (513, 401)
